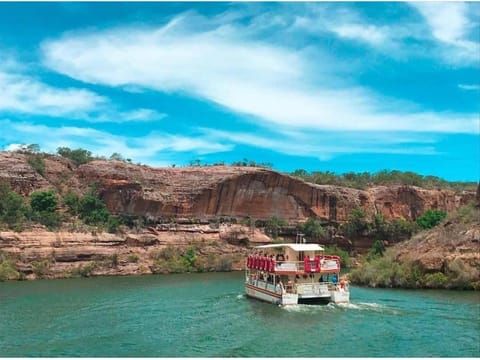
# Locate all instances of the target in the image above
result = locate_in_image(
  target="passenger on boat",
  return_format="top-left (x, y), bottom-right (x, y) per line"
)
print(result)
top-left (332, 273), bottom-right (338, 284)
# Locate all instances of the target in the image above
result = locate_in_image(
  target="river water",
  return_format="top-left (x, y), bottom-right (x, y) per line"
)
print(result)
top-left (0, 272), bottom-right (478, 357)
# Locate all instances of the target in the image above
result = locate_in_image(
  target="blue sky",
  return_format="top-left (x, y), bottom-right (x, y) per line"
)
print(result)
top-left (0, 2), bottom-right (479, 181)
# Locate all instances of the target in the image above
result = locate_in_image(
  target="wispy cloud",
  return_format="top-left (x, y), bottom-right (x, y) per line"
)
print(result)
top-left (41, 12), bottom-right (478, 135)
top-left (0, 70), bottom-right (105, 117)
top-left (409, 2), bottom-right (479, 64)
top-left (0, 62), bottom-right (165, 123)
top-left (0, 119), bottom-right (232, 164)
top-left (458, 84), bottom-right (480, 91)
top-left (201, 127), bottom-right (438, 161)
top-left (329, 24), bottom-right (388, 46)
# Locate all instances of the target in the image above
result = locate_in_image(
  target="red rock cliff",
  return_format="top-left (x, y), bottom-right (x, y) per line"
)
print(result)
top-left (0, 152), bottom-right (474, 223)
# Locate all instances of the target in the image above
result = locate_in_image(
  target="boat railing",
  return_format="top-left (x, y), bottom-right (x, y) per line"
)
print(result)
top-left (246, 257), bottom-right (340, 273)
top-left (275, 260), bottom-right (340, 272)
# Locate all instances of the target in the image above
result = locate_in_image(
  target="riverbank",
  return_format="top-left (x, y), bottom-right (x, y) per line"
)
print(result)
top-left (349, 202), bottom-right (480, 290)
top-left (0, 224), bottom-right (263, 281)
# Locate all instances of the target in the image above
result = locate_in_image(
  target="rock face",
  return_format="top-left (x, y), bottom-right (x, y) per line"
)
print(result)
top-left (0, 224), bottom-right (257, 279)
top-left (394, 206), bottom-right (480, 286)
top-left (1, 152), bottom-right (473, 223)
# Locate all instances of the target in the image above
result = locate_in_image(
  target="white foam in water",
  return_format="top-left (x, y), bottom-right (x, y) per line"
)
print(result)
top-left (236, 294), bottom-right (245, 299)
top-left (336, 302), bottom-right (400, 315)
top-left (282, 303), bottom-right (336, 313)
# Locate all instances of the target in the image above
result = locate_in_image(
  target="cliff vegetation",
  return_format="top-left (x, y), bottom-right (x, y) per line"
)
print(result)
top-left (349, 201), bottom-right (480, 290)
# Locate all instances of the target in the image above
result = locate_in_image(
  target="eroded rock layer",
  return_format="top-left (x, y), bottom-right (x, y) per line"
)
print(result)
top-left (1, 152), bottom-right (474, 223)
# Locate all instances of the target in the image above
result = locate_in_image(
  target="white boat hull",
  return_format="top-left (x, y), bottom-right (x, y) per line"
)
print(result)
top-left (245, 283), bottom-right (283, 305)
top-left (245, 282), bottom-right (349, 306)
top-left (330, 289), bottom-right (350, 304)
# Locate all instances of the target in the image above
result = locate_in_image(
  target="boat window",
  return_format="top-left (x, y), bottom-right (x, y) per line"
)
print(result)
top-left (298, 251), bottom-right (304, 261)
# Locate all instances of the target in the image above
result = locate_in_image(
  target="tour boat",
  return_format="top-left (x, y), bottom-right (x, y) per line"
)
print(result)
top-left (245, 243), bottom-right (350, 306)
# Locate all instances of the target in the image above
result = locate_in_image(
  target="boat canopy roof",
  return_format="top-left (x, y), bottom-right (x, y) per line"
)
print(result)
top-left (254, 243), bottom-right (324, 252)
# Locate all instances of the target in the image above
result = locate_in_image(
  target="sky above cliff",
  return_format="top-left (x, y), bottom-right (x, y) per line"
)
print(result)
top-left (0, 2), bottom-right (479, 181)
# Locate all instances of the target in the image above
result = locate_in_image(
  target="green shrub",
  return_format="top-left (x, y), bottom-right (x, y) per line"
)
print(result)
top-left (38, 211), bottom-right (62, 230)
top-left (107, 216), bottom-right (121, 233)
top-left (57, 147), bottom-right (94, 165)
top-left (71, 262), bottom-right (97, 277)
top-left (127, 254), bottom-right (139, 263)
top-left (265, 215), bottom-right (287, 239)
top-left (385, 217), bottom-right (416, 242)
top-left (0, 186), bottom-right (26, 230)
top-left (182, 246), bottom-right (197, 271)
top-left (450, 202), bottom-right (479, 224)
top-left (151, 257), bottom-right (185, 274)
top-left (79, 195), bottom-right (110, 225)
top-left (349, 252), bottom-right (422, 288)
top-left (32, 260), bottom-right (50, 278)
top-left (303, 217), bottom-right (327, 242)
top-left (423, 272), bottom-right (448, 288)
top-left (27, 154), bottom-right (46, 177)
top-left (0, 260), bottom-right (20, 281)
top-left (152, 246), bottom-right (177, 261)
top-left (323, 245), bottom-right (350, 268)
top-left (417, 209), bottom-right (447, 229)
top-left (446, 258), bottom-right (478, 290)
top-left (64, 192), bottom-right (81, 215)
top-left (30, 191), bottom-right (58, 213)
top-left (367, 240), bottom-right (385, 260)
top-left (343, 208), bottom-right (369, 237)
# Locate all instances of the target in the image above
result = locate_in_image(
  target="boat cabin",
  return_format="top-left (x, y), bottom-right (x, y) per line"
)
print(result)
top-left (245, 243), bottom-right (349, 305)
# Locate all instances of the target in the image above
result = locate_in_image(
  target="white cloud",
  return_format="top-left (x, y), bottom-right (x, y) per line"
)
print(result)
top-left (330, 24), bottom-right (388, 46)
top-left (0, 120), bottom-right (232, 163)
top-left (4, 143), bottom-right (25, 152)
top-left (0, 70), bottom-right (106, 117)
top-left (458, 84), bottom-right (480, 91)
top-left (411, 2), bottom-right (469, 44)
top-left (85, 108), bottom-right (167, 123)
top-left (41, 15), bottom-right (479, 135)
top-left (0, 63), bottom-right (164, 123)
top-left (410, 2), bottom-right (479, 63)
top-left (200, 128), bottom-right (438, 160)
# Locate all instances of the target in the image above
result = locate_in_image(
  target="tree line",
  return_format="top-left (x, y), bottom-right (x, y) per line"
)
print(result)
top-left (5, 144), bottom-right (476, 192)
top-left (290, 169), bottom-right (477, 192)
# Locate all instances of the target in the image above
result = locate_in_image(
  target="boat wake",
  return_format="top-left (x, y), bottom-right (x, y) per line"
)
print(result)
top-left (337, 302), bottom-right (400, 315)
top-left (282, 303), bottom-right (337, 313)
top-left (281, 302), bottom-right (399, 315)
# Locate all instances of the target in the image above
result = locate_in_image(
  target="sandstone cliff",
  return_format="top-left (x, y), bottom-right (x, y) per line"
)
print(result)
top-left (1, 152), bottom-right (474, 223)
top-left (0, 224), bottom-right (270, 279)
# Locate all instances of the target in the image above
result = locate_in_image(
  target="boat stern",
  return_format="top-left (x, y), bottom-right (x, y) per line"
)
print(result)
top-left (330, 289), bottom-right (350, 304)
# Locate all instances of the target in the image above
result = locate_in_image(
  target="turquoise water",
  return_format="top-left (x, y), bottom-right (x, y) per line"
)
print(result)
top-left (0, 272), bottom-right (478, 357)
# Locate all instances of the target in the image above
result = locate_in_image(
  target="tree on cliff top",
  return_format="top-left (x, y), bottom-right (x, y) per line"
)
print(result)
top-left (57, 147), bottom-right (94, 165)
